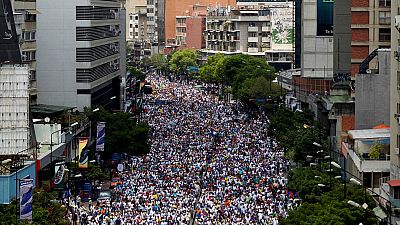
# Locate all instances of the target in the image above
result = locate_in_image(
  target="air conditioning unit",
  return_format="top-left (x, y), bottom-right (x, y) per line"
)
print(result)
top-left (395, 148), bottom-right (400, 155)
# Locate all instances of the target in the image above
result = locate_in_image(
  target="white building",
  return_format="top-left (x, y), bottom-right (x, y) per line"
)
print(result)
top-left (0, 65), bottom-right (30, 155)
top-left (36, 0), bottom-right (126, 111)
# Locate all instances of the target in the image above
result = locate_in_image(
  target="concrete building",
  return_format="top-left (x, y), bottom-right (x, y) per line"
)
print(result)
top-left (11, 0), bottom-right (38, 105)
top-left (165, 0), bottom-right (236, 43)
top-left (355, 49), bottom-right (390, 130)
top-left (172, 4), bottom-right (208, 48)
top-left (202, 2), bottom-right (294, 70)
top-left (125, 0), bottom-right (146, 41)
top-left (146, 0), bottom-right (165, 53)
top-left (36, 0), bottom-right (126, 111)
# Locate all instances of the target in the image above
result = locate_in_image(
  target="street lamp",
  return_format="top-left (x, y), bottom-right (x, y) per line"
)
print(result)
top-left (50, 129), bottom-right (62, 185)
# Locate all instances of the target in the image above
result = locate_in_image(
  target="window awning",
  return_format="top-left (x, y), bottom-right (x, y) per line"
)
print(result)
top-left (387, 180), bottom-right (400, 187)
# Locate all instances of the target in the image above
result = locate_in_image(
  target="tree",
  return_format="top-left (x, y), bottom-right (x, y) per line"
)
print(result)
top-left (128, 66), bottom-right (146, 81)
top-left (168, 49), bottom-right (198, 75)
top-left (199, 53), bottom-right (225, 84)
top-left (236, 76), bottom-right (271, 101)
top-left (0, 191), bottom-right (68, 225)
top-left (368, 141), bottom-right (383, 159)
top-left (149, 54), bottom-right (168, 75)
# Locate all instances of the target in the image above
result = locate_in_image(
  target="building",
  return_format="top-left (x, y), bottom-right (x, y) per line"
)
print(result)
top-left (355, 49), bottom-right (390, 130)
top-left (172, 4), bottom-right (207, 49)
top-left (146, 0), bottom-right (165, 53)
top-left (165, 0), bottom-right (236, 44)
top-left (125, 0), bottom-right (146, 41)
top-left (36, 0), bottom-right (126, 111)
top-left (11, 0), bottom-right (38, 105)
top-left (201, 2), bottom-right (294, 70)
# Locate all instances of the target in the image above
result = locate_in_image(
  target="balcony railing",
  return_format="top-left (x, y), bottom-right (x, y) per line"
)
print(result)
top-left (348, 149), bottom-right (390, 172)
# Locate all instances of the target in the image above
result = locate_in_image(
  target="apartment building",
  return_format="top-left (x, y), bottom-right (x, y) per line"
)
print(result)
top-left (202, 2), bottom-right (294, 70)
top-left (125, 0), bottom-right (146, 41)
top-left (11, 0), bottom-right (38, 105)
top-left (36, 0), bottom-right (126, 111)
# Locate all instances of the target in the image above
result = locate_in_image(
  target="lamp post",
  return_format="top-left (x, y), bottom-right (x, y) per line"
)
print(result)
top-left (50, 129), bottom-right (62, 186)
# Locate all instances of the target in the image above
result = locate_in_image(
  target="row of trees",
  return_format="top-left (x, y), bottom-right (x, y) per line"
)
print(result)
top-left (142, 49), bottom-right (282, 103)
top-left (268, 108), bottom-right (379, 224)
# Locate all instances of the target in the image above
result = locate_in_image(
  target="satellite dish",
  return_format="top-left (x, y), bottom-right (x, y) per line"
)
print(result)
top-left (44, 117), bottom-right (50, 123)
top-left (366, 69), bottom-right (371, 74)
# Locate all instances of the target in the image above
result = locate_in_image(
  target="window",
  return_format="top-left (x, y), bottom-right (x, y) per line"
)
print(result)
top-left (147, 0), bottom-right (154, 5)
top-left (22, 51), bottom-right (36, 61)
top-left (147, 8), bottom-right (154, 13)
top-left (24, 13), bottom-right (36, 22)
top-left (258, 10), bottom-right (270, 16)
top-left (379, 28), bottom-right (391, 42)
top-left (249, 22), bottom-right (256, 27)
top-left (22, 30), bottom-right (36, 41)
top-left (147, 16), bottom-right (154, 22)
top-left (379, 11), bottom-right (391, 24)
top-left (248, 32), bottom-right (257, 37)
top-left (29, 70), bottom-right (36, 81)
top-left (135, 16), bottom-right (138, 20)
top-left (130, 24), bottom-right (133, 28)
top-left (379, 0), bottom-right (391, 7)
top-left (394, 187), bottom-right (400, 199)
top-left (248, 42), bottom-right (257, 48)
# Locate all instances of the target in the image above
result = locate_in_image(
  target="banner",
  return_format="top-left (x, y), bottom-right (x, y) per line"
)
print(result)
top-left (270, 4), bottom-right (294, 51)
top-left (20, 179), bottom-right (33, 221)
top-left (53, 162), bottom-right (66, 189)
top-left (78, 138), bottom-right (89, 169)
top-left (96, 122), bottom-right (106, 151)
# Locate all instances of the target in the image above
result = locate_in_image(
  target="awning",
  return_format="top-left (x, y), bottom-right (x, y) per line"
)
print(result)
top-left (387, 180), bottom-right (400, 187)
top-left (31, 104), bottom-right (76, 116)
top-left (348, 128), bottom-right (390, 140)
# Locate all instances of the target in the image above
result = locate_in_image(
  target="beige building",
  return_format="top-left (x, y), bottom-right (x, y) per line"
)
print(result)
top-left (12, 0), bottom-right (38, 105)
top-left (125, 0), bottom-right (146, 41)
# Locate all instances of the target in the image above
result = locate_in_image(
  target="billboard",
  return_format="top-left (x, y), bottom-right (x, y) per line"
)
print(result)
top-left (270, 5), bottom-right (294, 51)
top-left (0, 0), bottom-right (22, 63)
top-left (20, 179), bottom-right (33, 221)
top-left (78, 138), bottom-right (88, 168)
top-left (317, 0), bottom-right (334, 36)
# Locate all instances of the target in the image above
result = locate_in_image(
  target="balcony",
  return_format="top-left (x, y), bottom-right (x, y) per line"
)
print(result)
top-left (262, 37), bottom-right (271, 43)
top-left (262, 26), bottom-right (271, 32)
top-left (348, 149), bottom-right (390, 172)
top-left (248, 47), bottom-right (259, 53)
top-left (248, 37), bottom-right (258, 43)
top-left (248, 26), bottom-right (259, 32)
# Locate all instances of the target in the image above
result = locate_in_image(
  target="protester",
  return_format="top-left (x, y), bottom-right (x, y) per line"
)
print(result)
top-left (71, 73), bottom-right (297, 225)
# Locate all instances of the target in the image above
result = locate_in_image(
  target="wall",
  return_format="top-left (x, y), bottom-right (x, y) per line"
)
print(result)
top-left (0, 161), bottom-right (36, 204)
top-left (333, 0), bottom-right (351, 75)
top-left (36, 0), bottom-right (78, 108)
top-left (186, 17), bottom-right (204, 49)
top-left (301, 0), bottom-right (333, 78)
top-left (355, 50), bottom-right (390, 129)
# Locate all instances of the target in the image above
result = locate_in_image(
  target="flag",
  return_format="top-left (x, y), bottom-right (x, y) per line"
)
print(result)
top-left (53, 162), bottom-right (66, 189)
top-left (20, 179), bottom-right (33, 221)
top-left (96, 122), bottom-right (106, 151)
top-left (78, 138), bottom-right (89, 168)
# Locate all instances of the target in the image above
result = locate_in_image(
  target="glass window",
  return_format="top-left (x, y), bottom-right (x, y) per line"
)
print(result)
top-left (379, 11), bottom-right (391, 24)
top-left (379, 28), bottom-right (391, 42)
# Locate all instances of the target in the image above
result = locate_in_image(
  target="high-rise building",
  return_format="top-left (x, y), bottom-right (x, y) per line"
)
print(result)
top-left (125, 0), bottom-right (146, 41)
top-left (36, 0), bottom-right (126, 111)
top-left (11, 0), bottom-right (38, 105)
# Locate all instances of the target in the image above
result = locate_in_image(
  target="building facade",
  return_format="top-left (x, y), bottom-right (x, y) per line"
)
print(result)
top-left (125, 0), bottom-right (146, 41)
top-left (36, 0), bottom-right (126, 111)
top-left (202, 2), bottom-right (294, 70)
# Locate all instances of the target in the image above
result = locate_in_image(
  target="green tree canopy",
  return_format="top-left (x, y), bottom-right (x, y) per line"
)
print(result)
top-left (149, 54), bottom-right (168, 72)
top-left (0, 191), bottom-right (68, 225)
top-left (168, 49), bottom-right (198, 75)
top-left (199, 53), bottom-right (225, 84)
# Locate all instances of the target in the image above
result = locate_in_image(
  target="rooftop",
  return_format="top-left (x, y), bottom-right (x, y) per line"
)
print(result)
top-left (31, 104), bottom-right (76, 115)
top-left (322, 95), bottom-right (354, 104)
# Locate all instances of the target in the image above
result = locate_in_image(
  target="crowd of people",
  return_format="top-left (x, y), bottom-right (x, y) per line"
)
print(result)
top-left (68, 74), bottom-right (299, 224)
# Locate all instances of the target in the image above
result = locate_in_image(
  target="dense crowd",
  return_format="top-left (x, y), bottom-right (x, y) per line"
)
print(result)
top-left (69, 74), bottom-right (298, 224)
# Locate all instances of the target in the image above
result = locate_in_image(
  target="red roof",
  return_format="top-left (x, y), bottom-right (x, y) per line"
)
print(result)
top-left (373, 124), bottom-right (390, 129)
top-left (387, 180), bottom-right (400, 187)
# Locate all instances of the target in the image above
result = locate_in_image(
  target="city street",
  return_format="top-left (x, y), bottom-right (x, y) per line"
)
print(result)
top-left (73, 74), bottom-right (297, 224)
